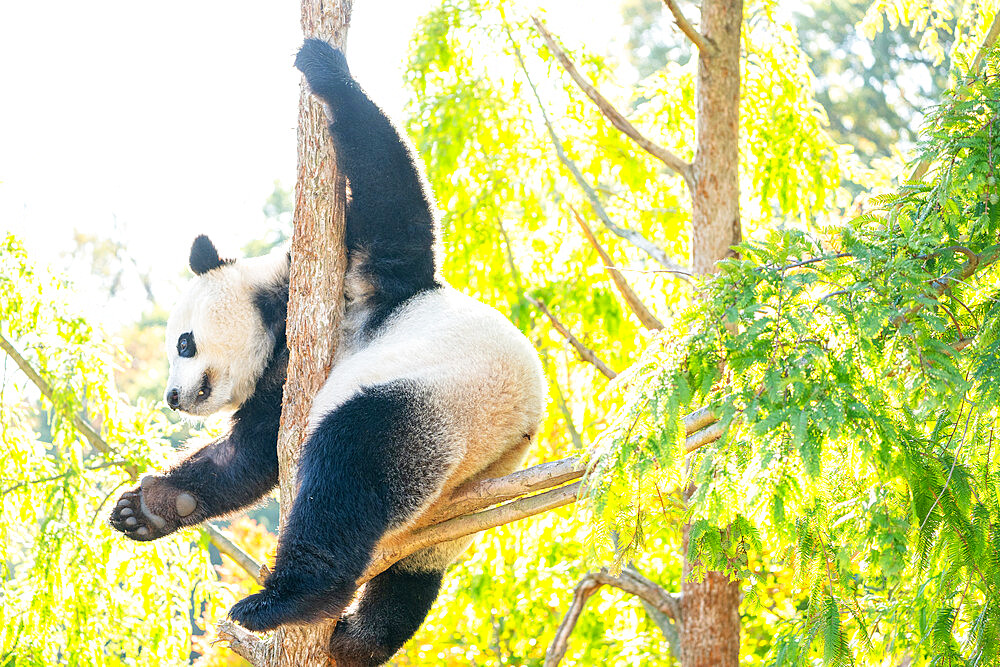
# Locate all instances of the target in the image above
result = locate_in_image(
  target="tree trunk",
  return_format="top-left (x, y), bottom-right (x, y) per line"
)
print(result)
top-left (690, 0), bottom-right (742, 275)
top-left (681, 0), bottom-right (742, 664)
top-left (269, 1), bottom-right (352, 665)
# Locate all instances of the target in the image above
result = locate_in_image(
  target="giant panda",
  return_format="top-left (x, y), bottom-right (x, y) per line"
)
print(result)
top-left (109, 39), bottom-right (545, 666)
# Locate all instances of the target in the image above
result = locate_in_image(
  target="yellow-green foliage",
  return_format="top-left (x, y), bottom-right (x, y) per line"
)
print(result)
top-left (1, 236), bottom-right (230, 665)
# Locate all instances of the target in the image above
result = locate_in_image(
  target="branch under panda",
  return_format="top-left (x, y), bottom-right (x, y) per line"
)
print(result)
top-left (214, 407), bottom-right (724, 664)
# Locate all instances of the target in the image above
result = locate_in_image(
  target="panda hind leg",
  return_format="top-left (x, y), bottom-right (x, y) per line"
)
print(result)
top-left (228, 380), bottom-right (452, 632)
top-left (329, 561), bottom-right (445, 666)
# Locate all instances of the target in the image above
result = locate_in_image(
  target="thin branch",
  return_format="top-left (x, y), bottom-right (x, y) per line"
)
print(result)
top-left (506, 25), bottom-right (689, 277)
top-left (204, 522), bottom-right (266, 586)
top-left (364, 481), bottom-right (582, 584)
top-left (430, 457), bottom-right (586, 523)
top-left (1, 460), bottom-right (125, 497)
top-left (0, 332), bottom-right (138, 480)
top-left (527, 295), bottom-right (618, 379)
top-left (567, 203), bottom-right (665, 331)
top-left (892, 246), bottom-right (999, 326)
top-left (660, 0), bottom-right (715, 54)
top-left (545, 568), bottom-right (680, 667)
top-left (532, 17), bottom-right (693, 185)
top-left (908, 11), bottom-right (1000, 182)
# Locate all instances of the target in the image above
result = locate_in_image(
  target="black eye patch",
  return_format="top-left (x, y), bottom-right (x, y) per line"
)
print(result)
top-left (177, 332), bottom-right (196, 358)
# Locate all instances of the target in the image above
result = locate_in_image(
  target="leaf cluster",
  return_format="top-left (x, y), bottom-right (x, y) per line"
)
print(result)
top-left (591, 54), bottom-right (1000, 663)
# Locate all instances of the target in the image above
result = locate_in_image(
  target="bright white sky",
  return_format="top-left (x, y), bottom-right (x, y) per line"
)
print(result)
top-left (0, 0), bottom-right (622, 323)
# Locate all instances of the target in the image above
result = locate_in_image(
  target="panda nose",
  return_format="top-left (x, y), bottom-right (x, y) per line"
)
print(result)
top-left (166, 388), bottom-right (180, 410)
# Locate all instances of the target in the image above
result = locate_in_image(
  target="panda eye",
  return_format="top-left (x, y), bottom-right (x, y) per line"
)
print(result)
top-left (177, 332), bottom-right (196, 358)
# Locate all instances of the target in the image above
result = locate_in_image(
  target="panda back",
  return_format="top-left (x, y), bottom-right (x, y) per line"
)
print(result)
top-left (307, 287), bottom-right (545, 474)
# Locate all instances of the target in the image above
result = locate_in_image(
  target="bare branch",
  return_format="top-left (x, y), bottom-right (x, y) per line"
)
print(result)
top-left (430, 457), bottom-right (586, 522)
top-left (0, 332), bottom-right (138, 480)
top-left (216, 620), bottom-right (268, 667)
top-left (660, 0), bottom-right (715, 54)
top-left (506, 26), bottom-right (689, 277)
top-left (204, 522), bottom-right (266, 586)
top-left (567, 204), bottom-right (665, 331)
top-left (364, 481), bottom-right (582, 584)
top-left (527, 295), bottom-right (618, 379)
top-left (532, 17), bottom-right (693, 185)
top-left (684, 419), bottom-right (725, 453)
top-left (545, 568), bottom-right (680, 667)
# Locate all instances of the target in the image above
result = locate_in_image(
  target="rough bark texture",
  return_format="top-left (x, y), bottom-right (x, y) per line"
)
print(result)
top-left (682, 0), bottom-right (743, 664)
top-left (690, 0), bottom-right (742, 275)
top-left (270, 1), bottom-right (352, 665)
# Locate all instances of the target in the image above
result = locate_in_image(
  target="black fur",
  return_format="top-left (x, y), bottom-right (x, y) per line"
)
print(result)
top-left (329, 564), bottom-right (445, 666)
top-left (254, 278), bottom-right (290, 350)
top-left (189, 234), bottom-right (233, 275)
top-left (295, 39), bottom-right (439, 330)
top-left (227, 379), bottom-right (450, 636)
top-left (109, 348), bottom-right (285, 539)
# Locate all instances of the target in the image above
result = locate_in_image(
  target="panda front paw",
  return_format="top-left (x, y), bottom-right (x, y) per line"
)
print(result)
top-left (109, 476), bottom-right (198, 541)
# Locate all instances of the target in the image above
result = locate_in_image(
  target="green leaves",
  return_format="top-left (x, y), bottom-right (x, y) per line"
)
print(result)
top-left (1, 235), bottom-right (220, 664)
top-left (585, 49), bottom-right (1000, 664)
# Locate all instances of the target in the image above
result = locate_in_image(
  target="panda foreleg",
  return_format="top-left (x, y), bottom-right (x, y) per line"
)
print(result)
top-left (227, 379), bottom-right (454, 633)
top-left (109, 425), bottom-right (280, 541)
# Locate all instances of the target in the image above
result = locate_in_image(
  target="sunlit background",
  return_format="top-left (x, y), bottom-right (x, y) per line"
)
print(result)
top-left (0, 0), bottom-right (624, 325)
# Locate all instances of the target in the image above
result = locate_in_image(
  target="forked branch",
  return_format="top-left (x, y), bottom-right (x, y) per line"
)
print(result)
top-left (506, 25), bottom-right (689, 276)
top-left (545, 568), bottom-right (681, 667)
top-left (532, 17), bottom-right (693, 186)
top-left (661, 0), bottom-right (715, 54)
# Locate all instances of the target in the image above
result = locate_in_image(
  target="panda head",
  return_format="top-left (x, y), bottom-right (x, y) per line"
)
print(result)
top-left (163, 235), bottom-right (288, 416)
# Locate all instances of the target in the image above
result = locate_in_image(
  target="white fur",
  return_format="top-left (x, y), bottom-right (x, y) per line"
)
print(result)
top-left (308, 285), bottom-right (546, 519)
top-left (165, 248), bottom-right (289, 416)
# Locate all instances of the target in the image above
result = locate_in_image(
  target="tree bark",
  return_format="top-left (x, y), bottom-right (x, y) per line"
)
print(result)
top-left (690, 0), bottom-right (742, 275)
top-left (269, 1), bottom-right (352, 665)
top-left (681, 0), bottom-right (743, 664)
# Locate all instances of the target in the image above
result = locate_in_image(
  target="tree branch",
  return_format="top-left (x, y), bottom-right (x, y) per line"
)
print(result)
top-left (545, 568), bottom-right (681, 667)
top-left (660, 0), bottom-right (716, 54)
top-left (506, 25), bottom-right (689, 277)
top-left (216, 619), bottom-right (269, 667)
top-left (892, 246), bottom-right (1000, 326)
top-left (526, 295), bottom-right (618, 379)
top-left (567, 203), bottom-right (665, 331)
top-left (364, 481), bottom-right (583, 584)
top-left (532, 16), bottom-right (693, 186)
top-left (204, 522), bottom-right (266, 586)
top-left (0, 332), bottom-right (138, 480)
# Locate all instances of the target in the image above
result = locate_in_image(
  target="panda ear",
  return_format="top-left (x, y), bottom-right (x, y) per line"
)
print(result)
top-left (189, 235), bottom-right (232, 275)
